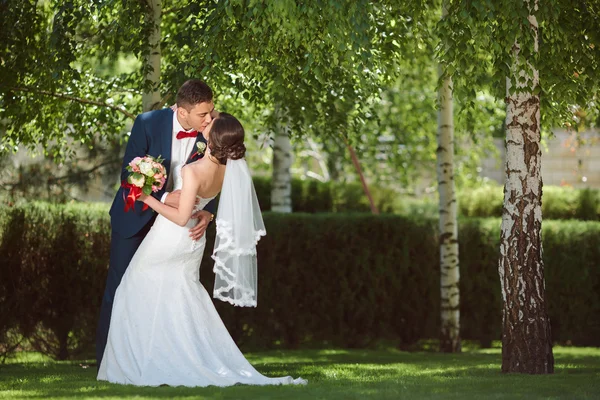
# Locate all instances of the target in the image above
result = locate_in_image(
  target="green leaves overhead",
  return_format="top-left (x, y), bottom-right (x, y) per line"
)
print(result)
top-left (0, 0), bottom-right (149, 158)
top-left (192, 1), bottom-right (414, 137)
top-left (438, 0), bottom-right (600, 131)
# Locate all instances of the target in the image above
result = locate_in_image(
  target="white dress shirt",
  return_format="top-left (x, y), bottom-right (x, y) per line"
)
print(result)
top-left (161, 112), bottom-right (197, 202)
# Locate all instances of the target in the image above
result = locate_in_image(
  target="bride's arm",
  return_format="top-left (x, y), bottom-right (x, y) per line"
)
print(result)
top-left (140, 167), bottom-right (200, 226)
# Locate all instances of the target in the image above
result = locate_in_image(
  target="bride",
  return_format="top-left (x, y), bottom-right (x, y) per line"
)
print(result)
top-left (97, 113), bottom-right (306, 387)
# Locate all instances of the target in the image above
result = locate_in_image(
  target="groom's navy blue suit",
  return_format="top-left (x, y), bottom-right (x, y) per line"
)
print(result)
top-left (96, 108), bottom-right (216, 368)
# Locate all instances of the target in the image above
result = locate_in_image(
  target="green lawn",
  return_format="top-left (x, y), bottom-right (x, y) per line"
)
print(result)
top-left (1, 346), bottom-right (599, 399)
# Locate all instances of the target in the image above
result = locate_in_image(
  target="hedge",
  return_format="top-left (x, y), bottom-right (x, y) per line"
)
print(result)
top-left (0, 203), bottom-right (598, 360)
top-left (253, 177), bottom-right (600, 221)
top-left (458, 185), bottom-right (600, 221)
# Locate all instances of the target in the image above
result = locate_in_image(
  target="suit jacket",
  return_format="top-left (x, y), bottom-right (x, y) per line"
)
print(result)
top-left (109, 108), bottom-right (216, 238)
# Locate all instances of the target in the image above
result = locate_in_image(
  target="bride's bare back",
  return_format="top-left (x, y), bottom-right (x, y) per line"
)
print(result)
top-left (183, 154), bottom-right (226, 200)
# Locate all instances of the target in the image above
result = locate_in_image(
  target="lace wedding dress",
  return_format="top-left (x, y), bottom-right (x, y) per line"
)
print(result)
top-left (97, 166), bottom-right (306, 387)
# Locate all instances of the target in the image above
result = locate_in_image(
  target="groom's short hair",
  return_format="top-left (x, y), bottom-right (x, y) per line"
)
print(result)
top-left (176, 79), bottom-right (213, 109)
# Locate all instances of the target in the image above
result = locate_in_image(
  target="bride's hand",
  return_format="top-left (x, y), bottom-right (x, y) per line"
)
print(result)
top-left (137, 193), bottom-right (148, 202)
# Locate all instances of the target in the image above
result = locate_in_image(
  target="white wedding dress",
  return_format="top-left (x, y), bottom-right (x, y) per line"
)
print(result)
top-left (97, 166), bottom-right (306, 387)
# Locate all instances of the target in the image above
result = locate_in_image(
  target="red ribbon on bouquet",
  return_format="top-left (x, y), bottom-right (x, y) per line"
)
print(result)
top-left (121, 180), bottom-right (149, 212)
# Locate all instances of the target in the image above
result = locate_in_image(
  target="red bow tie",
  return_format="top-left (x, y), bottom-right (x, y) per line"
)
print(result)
top-left (176, 130), bottom-right (198, 140)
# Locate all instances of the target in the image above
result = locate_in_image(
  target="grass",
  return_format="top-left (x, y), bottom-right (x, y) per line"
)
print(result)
top-left (1, 346), bottom-right (599, 399)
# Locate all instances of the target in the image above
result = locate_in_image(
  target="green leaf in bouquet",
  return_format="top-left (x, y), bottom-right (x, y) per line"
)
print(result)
top-left (132, 172), bottom-right (143, 180)
top-left (142, 186), bottom-right (152, 196)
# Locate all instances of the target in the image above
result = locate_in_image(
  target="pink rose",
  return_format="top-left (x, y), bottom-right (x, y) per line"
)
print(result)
top-left (129, 157), bottom-right (142, 168)
top-left (157, 176), bottom-right (166, 190)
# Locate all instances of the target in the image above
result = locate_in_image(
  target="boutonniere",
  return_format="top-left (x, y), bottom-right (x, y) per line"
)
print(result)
top-left (190, 142), bottom-right (206, 160)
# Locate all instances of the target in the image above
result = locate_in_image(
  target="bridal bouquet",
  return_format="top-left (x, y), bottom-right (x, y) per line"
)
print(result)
top-left (122, 155), bottom-right (167, 212)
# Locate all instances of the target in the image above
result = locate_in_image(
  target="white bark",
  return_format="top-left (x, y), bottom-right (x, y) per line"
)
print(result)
top-left (499, 2), bottom-right (554, 373)
top-left (299, 138), bottom-right (330, 182)
top-left (271, 105), bottom-right (293, 213)
top-left (437, 60), bottom-right (460, 352)
top-left (142, 0), bottom-right (162, 112)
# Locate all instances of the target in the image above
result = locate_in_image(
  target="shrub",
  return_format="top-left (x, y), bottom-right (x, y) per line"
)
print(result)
top-left (459, 184), bottom-right (600, 221)
top-left (0, 203), bottom-right (110, 360)
top-left (254, 177), bottom-right (599, 221)
top-left (575, 188), bottom-right (600, 221)
top-left (0, 203), bottom-right (598, 359)
top-left (458, 186), bottom-right (504, 218)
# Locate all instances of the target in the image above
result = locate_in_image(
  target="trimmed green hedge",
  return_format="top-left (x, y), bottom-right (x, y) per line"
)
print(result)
top-left (458, 185), bottom-right (600, 221)
top-left (0, 203), bottom-right (110, 360)
top-left (0, 203), bottom-right (599, 359)
top-left (253, 177), bottom-right (600, 221)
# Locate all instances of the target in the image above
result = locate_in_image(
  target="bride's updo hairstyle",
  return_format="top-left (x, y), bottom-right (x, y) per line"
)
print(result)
top-left (208, 113), bottom-right (246, 165)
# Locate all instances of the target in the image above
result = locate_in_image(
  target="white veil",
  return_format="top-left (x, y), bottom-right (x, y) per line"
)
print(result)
top-left (212, 158), bottom-right (265, 307)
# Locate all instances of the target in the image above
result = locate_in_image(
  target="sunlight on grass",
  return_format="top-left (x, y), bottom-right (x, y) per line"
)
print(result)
top-left (4, 352), bottom-right (54, 364)
top-left (0, 347), bottom-right (598, 399)
top-left (39, 376), bottom-right (63, 384)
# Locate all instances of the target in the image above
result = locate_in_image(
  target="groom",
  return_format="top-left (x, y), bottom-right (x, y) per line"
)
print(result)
top-left (96, 79), bottom-right (218, 368)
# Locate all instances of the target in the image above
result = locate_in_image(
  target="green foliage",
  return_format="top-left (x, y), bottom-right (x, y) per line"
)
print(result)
top-left (252, 176), bottom-right (438, 216)
top-left (0, 203), bottom-right (110, 360)
top-left (438, 0), bottom-right (600, 131)
top-left (0, 0), bottom-right (144, 159)
top-left (458, 185), bottom-right (504, 218)
top-left (253, 177), bottom-right (599, 221)
top-left (458, 218), bottom-right (503, 347)
top-left (461, 218), bottom-right (600, 347)
top-left (0, 203), bottom-right (598, 360)
top-left (576, 188), bottom-right (600, 221)
top-left (196, 0), bottom-right (418, 153)
top-left (458, 184), bottom-right (600, 221)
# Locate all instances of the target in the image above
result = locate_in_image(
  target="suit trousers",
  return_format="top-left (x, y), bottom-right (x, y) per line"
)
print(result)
top-left (95, 222), bottom-right (152, 369)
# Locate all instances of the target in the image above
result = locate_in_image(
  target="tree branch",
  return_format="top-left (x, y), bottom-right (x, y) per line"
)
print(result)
top-left (342, 135), bottom-right (380, 215)
top-left (47, 158), bottom-right (121, 184)
top-left (154, 92), bottom-right (172, 110)
top-left (5, 86), bottom-right (136, 120)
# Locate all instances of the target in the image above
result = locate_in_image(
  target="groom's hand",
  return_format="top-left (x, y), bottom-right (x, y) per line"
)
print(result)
top-left (189, 210), bottom-right (212, 241)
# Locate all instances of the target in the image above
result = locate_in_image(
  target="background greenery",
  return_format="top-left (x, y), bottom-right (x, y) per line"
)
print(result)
top-left (1, 202), bottom-right (598, 361)
top-left (252, 177), bottom-right (600, 221)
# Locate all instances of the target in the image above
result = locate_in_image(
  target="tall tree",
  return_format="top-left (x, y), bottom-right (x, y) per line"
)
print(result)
top-left (439, 0), bottom-right (600, 373)
top-left (500, 0), bottom-right (553, 374)
top-left (437, 2), bottom-right (460, 353)
top-left (270, 105), bottom-right (293, 212)
top-left (142, 0), bottom-right (162, 112)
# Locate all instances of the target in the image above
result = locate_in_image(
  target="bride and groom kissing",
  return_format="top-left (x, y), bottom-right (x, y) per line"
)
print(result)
top-left (95, 79), bottom-right (306, 387)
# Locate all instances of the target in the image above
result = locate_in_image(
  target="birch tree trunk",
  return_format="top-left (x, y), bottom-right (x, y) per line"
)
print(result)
top-left (499, 2), bottom-right (554, 374)
top-left (437, 14), bottom-right (460, 351)
top-left (142, 0), bottom-right (162, 112)
top-left (271, 105), bottom-right (293, 213)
